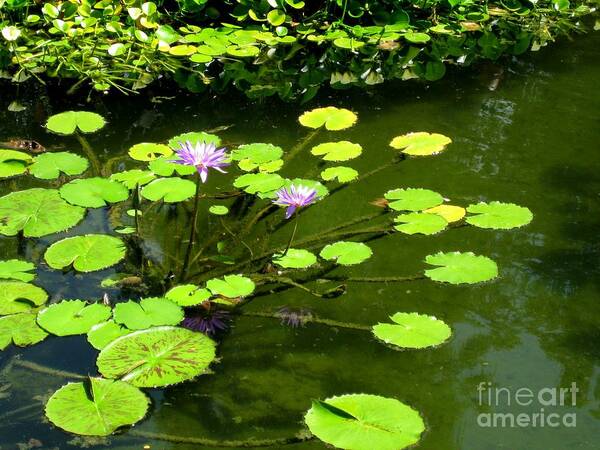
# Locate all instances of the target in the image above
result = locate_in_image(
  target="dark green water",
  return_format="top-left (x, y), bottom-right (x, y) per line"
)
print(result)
top-left (1, 31), bottom-right (599, 449)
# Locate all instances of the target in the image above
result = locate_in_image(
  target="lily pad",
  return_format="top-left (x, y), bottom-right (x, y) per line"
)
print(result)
top-left (424, 251), bottom-right (498, 284)
top-left (166, 285), bottom-right (211, 307)
top-left (320, 166), bottom-right (359, 183)
top-left (45, 378), bottom-right (149, 436)
top-left (0, 149), bottom-right (30, 178)
top-left (320, 241), bottom-right (373, 265)
top-left (113, 297), bottom-right (184, 330)
top-left (372, 312), bottom-right (452, 349)
top-left (60, 177), bottom-right (129, 208)
top-left (424, 204), bottom-right (466, 223)
top-left (0, 259), bottom-right (35, 282)
top-left (0, 281), bottom-right (47, 315)
top-left (465, 201), bottom-right (533, 229)
top-left (394, 212), bottom-right (448, 235)
top-left (305, 394), bottom-right (425, 450)
top-left (384, 188), bottom-right (443, 211)
top-left (0, 188), bottom-right (85, 237)
top-left (299, 107), bottom-right (357, 130)
top-left (209, 205), bottom-right (229, 215)
top-left (110, 170), bottom-right (156, 189)
top-left (390, 132), bottom-right (452, 156)
top-left (46, 111), bottom-right (106, 135)
top-left (167, 131), bottom-right (221, 149)
top-left (87, 320), bottom-right (132, 350)
top-left (207, 275), bottom-right (255, 298)
top-left (148, 156), bottom-right (196, 176)
top-left (44, 234), bottom-right (126, 272)
top-left (239, 158), bottom-right (283, 173)
top-left (29, 152), bottom-right (88, 180)
top-left (273, 249), bottom-right (317, 269)
top-left (0, 312), bottom-right (48, 350)
top-left (311, 141), bottom-right (362, 161)
top-left (284, 178), bottom-right (329, 198)
top-left (128, 142), bottom-right (173, 161)
top-left (230, 143), bottom-right (283, 168)
top-left (233, 173), bottom-right (285, 198)
top-left (97, 326), bottom-right (217, 387)
top-left (141, 177), bottom-right (196, 203)
top-left (37, 300), bottom-right (111, 336)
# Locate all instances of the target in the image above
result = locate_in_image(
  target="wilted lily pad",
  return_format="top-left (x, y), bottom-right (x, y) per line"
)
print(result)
top-left (128, 142), bottom-right (172, 161)
top-left (0, 188), bottom-right (85, 237)
top-left (207, 275), bottom-right (255, 298)
top-left (390, 132), bottom-right (452, 156)
top-left (37, 300), bottom-right (112, 336)
top-left (466, 201), bottom-right (533, 229)
top-left (45, 378), bottom-right (149, 436)
top-left (87, 320), bottom-right (132, 350)
top-left (424, 251), bottom-right (498, 284)
top-left (0, 149), bottom-right (30, 178)
top-left (60, 177), bottom-right (129, 208)
top-left (299, 107), bottom-right (357, 130)
top-left (167, 131), bottom-right (221, 149)
top-left (29, 152), bottom-right (88, 179)
top-left (44, 234), bottom-right (126, 272)
top-left (311, 141), bottom-right (362, 161)
top-left (320, 166), bottom-right (359, 183)
top-left (141, 177), bottom-right (196, 203)
top-left (394, 212), bottom-right (447, 235)
top-left (148, 156), bottom-right (196, 176)
top-left (0, 312), bottom-right (48, 350)
top-left (305, 394), bottom-right (425, 450)
top-left (233, 173), bottom-right (285, 198)
top-left (166, 285), bottom-right (211, 307)
top-left (110, 170), bottom-right (156, 189)
top-left (424, 204), bottom-right (466, 223)
top-left (320, 241), bottom-right (373, 265)
top-left (273, 249), bottom-right (317, 269)
top-left (113, 297), bottom-right (184, 330)
top-left (384, 188), bottom-right (443, 211)
top-left (46, 111), bottom-right (106, 135)
top-left (0, 281), bottom-right (47, 315)
top-left (372, 312), bottom-right (452, 349)
top-left (0, 259), bottom-right (35, 282)
top-left (97, 326), bottom-right (217, 387)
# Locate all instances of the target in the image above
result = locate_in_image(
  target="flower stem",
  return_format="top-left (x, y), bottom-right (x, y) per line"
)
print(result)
top-left (282, 212), bottom-right (299, 256)
top-left (180, 172), bottom-right (201, 282)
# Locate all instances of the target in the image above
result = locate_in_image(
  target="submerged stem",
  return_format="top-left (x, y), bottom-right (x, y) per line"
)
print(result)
top-left (240, 311), bottom-right (371, 331)
top-left (282, 212), bottom-right (299, 256)
top-left (180, 172), bottom-right (202, 282)
top-left (74, 131), bottom-right (102, 176)
top-left (129, 430), bottom-right (313, 447)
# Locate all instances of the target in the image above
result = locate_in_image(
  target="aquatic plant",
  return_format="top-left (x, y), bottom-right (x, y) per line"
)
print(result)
top-left (170, 140), bottom-right (229, 183)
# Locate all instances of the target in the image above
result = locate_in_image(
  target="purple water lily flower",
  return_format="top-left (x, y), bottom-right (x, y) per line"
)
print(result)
top-left (277, 307), bottom-right (313, 328)
top-left (171, 140), bottom-right (229, 183)
top-left (273, 184), bottom-right (318, 218)
top-left (181, 308), bottom-right (230, 336)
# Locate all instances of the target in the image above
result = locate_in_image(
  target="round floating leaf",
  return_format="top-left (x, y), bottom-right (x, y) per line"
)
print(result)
top-left (0, 259), bottom-right (35, 282)
top-left (233, 173), bottom-right (285, 198)
top-left (372, 312), bottom-right (452, 349)
top-left (113, 297), bottom-right (184, 330)
top-left (465, 201), bottom-right (533, 229)
top-left (128, 143), bottom-right (172, 161)
top-left (390, 132), bottom-right (451, 156)
top-left (424, 251), bottom-right (498, 284)
top-left (44, 234), bottom-right (126, 272)
top-left (165, 285), bottom-right (211, 307)
top-left (424, 204), bottom-right (465, 223)
top-left (227, 45), bottom-right (260, 57)
top-left (394, 212), bottom-right (447, 235)
top-left (305, 394), bottom-right (425, 450)
top-left (37, 300), bottom-right (111, 336)
top-left (97, 326), bottom-right (217, 387)
top-left (209, 205), bottom-right (229, 215)
top-left (311, 141), bottom-right (362, 161)
top-left (384, 188), bottom-right (443, 211)
top-left (0, 149), bottom-right (30, 178)
top-left (60, 177), bottom-right (129, 208)
top-left (87, 320), bottom-right (132, 350)
top-left (148, 156), bottom-right (196, 176)
top-left (110, 170), bottom-right (156, 189)
top-left (239, 158), bottom-right (283, 173)
top-left (320, 166), bottom-right (359, 183)
top-left (403, 32), bottom-right (431, 43)
top-left (141, 177), bottom-right (196, 203)
top-left (0, 281), bottom-right (47, 315)
top-left (46, 111), bottom-right (106, 135)
top-left (0, 188), bottom-right (85, 237)
top-left (284, 178), bottom-right (329, 198)
top-left (167, 131), bottom-right (221, 149)
top-left (320, 241), bottom-right (373, 265)
top-left (0, 313), bottom-right (48, 350)
top-left (207, 275), bottom-right (255, 298)
top-left (45, 378), bottom-right (149, 436)
top-left (299, 107), bottom-right (357, 131)
top-left (230, 143), bottom-right (283, 166)
top-left (273, 249), bottom-right (317, 269)
top-left (333, 37), bottom-right (365, 49)
top-left (29, 152), bottom-right (88, 180)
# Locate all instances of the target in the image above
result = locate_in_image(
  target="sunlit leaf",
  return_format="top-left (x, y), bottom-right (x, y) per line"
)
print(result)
top-left (141, 177), bottom-right (196, 203)
top-left (113, 297), bottom-right (184, 330)
top-left (230, 143), bottom-right (283, 167)
top-left (372, 312), bottom-right (451, 349)
top-left (0, 312), bottom-right (48, 350)
top-left (207, 275), bottom-right (255, 298)
top-left (389, 132), bottom-right (451, 156)
top-left (128, 142), bottom-right (173, 161)
top-left (384, 188), bottom-right (443, 211)
top-left (29, 152), bottom-right (88, 180)
top-left (209, 205), bottom-right (229, 215)
top-left (148, 156), bottom-right (196, 176)
top-left (165, 285), bottom-right (211, 307)
top-left (320, 241), bottom-right (373, 265)
top-left (320, 166), bottom-right (359, 183)
top-left (0, 149), bottom-right (30, 178)
top-left (424, 251), bottom-right (498, 284)
top-left (465, 201), bottom-right (533, 229)
top-left (110, 170), bottom-right (156, 189)
top-left (0, 259), bottom-right (35, 282)
top-left (0, 281), bottom-right (47, 315)
top-left (44, 234), bottom-right (126, 272)
top-left (299, 107), bottom-right (357, 130)
top-left (273, 249), bottom-right (317, 269)
top-left (167, 131), bottom-right (221, 149)
top-left (37, 300), bottom-right (112, 336)
top-left (394, 212), bottom-right (447, 235)
top-left (46, 111), bottom-right (106, 135)
top-left (311, 141), bottom-right (362, 161)
top-left (284, 178), bottom-right (329, 198)
top-left (424, 204), bottom-right (465, 223)
top-left (87, 320), bottom-right (132, 350)
top-left (60, 177), bottom-right (129, 208)
top-left (233, 173), bottom-right (285, 198)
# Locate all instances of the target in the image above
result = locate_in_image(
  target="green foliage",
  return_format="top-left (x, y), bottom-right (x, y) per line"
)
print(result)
top-left (466, 201), bottom-right (533, 229)
top-left (0, 281), bottom-right (47, 315)
top-left (273, 249), bottom-right (317, 269)
top-left (0, 149), bottom-right (30, 178)
top-left (311, 141), bottom-right (362, 161)
top-left (384, 188), bottom-right (444, 212)
top-left (87, 321), bottom-right (132, 350)
top-left (0, 259), bottom-right (35, 282)
top-left (166, 285), bottom-right (211, 306)
top-left (113, 297), bottom-right (184, 330)
top-left (148, 157), bottom-right (196, 176)
top-left (37, 300), bottom-right (112, 336)
top-left (209, 205), bottom-right (229, 215)
top-left (141, 177), bottom-right (196, 202)
top-left (0, 312), bottom-right (48, 350)
top-left (128, 143), bottom-right (173, 161)
top-left (390, 132), bottom-right (452, 156)
top-left (46, 111), bottom-right (106, 135)
top-left (372, 312), bottom-right (452, 349)
top-left (29, 152), bottom-right (89, 180)
top-left (207, 275), bottom-right (255, 298)
top-left (167, 132), bottom-right (221, 149)
top-left (44, 234), bottom-right (126, 272)
top-left (424, 251), bottom-right (498, 284)
top-left (320, 241), bottom-right (373, 265)
top-left (299, 107), bottom-right (357, 130)
top-left (320, 166), bottom-right (359, 183)
top-left (59, 177), bottom-right (129, 208)
top-left (110, 170), bottom-right (156, 188)
top-left (394, 212), bottom-right (448, 235)
top-left (234, 173), bottom-right (285, 198)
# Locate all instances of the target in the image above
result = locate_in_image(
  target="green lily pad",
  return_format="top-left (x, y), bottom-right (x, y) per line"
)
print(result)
top-left (60, 177), bottom-right (129, 208)
top-left (299, 107), bottom-right (358, 130)
top-left (227, 45), bottom-right (260, 57)
top-left (141, 177), bottom-right (196, 203)
top-left (305, 394), bottom-right (425, 450)
top-left (207, 275), bottom-right (255, 298)
top-left (0, 149), bottom-right (30, 178)
top-left (209, 205), bottom-right (229, 215)
top-left (233, 173), bottom-right (285, 198)
top-left (46, 111), bottom-right (106, 135)
top-left (167, 131), bottom-right (221, 149)
top-left (165, 285), bottom-right (211, 307)
top-left (390, 132), bottom-right (452, 156)
top-left (113, 297), bottom-right (184, 330)
top-left (45, 378), bottom-right (149, 436)
top-left (0, 312), bottom-right (48, 350)
top-left (0, 281), bottom-right (48, 315)
top-left (148, 156), bottom-right (196, 176)
top-left (97, 326), bottom-right (217, 387)
top-left (230, 143), bottom-right (283, 167)
top-left (320, 166), bottom-right (359, 183)
top-left (128, 143), bottom-right (173, 161)
top-left (372, 312), bottom-right (452, 349)
top-left (384, 188), bottom-right (444, 211)
top-left (110, 170), bottom-right (156, 189)
top-left (320, 241), bottom-right (373, 265)
top-left (29, 152), bottom-right (88, 180)
top-left (284, 178), bottom-right (329, 198)
top-left (44, 234), bottom-right (126, 272)
top-left (465, 201), bottom-right (533, 229)
top-left (273, 249), bottom-right (317, 269)
top-left (0, 259), bottom-right (35, 282)
top-left (87, 320), bottom-right (132, 350)
top-left (311, 141), bottom-right (362, 161)
top-left (394, 212), bottom-right (448, 235)
top-left (424, 251), bottom-right (498, 284)
top-left (0, 188), bottom-right (85, 237)
top-left (403, 32), bottom-right (431, 44)
top-left (37, 300), bottom-right (112, 336)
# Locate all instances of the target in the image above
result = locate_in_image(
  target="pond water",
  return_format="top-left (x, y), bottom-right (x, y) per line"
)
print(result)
top-left (1, 31), bottom-right (599, 449)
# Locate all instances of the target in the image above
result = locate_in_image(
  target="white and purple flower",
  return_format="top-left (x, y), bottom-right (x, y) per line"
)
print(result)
top-left (171, 140), bottom-right (229, 183)
top-left (273, 184), bottom-right (318, 218)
